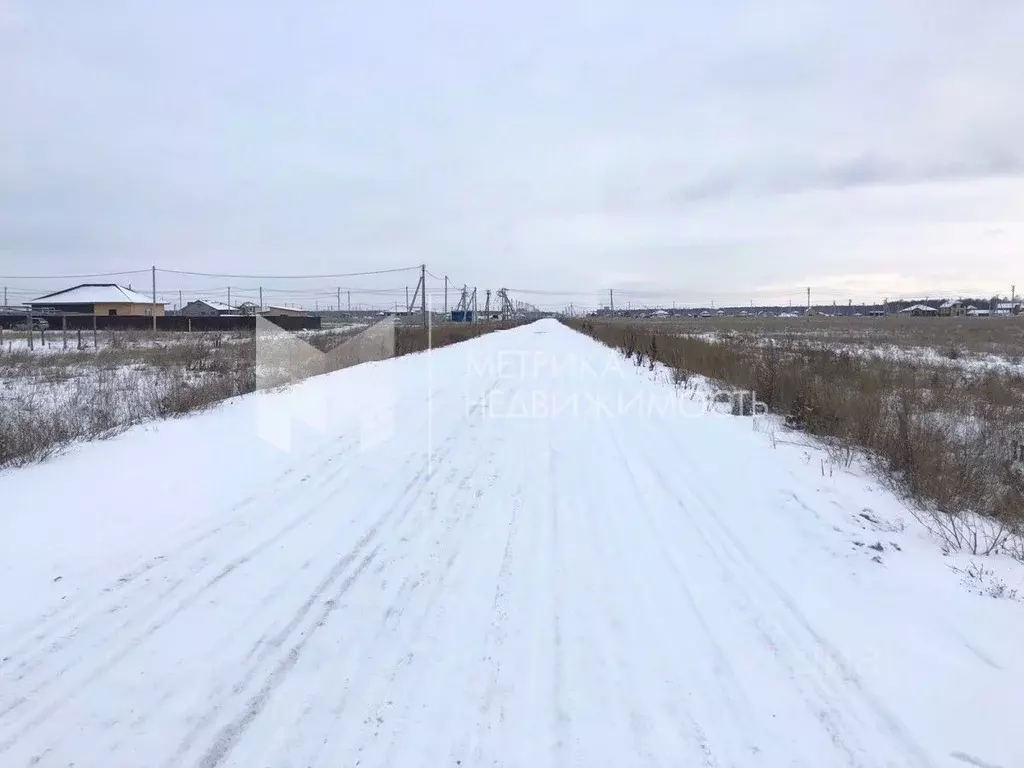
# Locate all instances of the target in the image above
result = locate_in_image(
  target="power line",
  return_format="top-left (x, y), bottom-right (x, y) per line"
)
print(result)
top-left (155, 265), bottom-right (420, 279)
top-left (0, 269), bottom-right (150, 280)
top-left (165, 286), bottom-right (409, 296)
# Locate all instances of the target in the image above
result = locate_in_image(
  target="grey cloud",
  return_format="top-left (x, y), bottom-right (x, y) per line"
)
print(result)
top-left (675, 149), bottom-right (1024, 204)
top-left (1, 0), bottom-right (1023, 302)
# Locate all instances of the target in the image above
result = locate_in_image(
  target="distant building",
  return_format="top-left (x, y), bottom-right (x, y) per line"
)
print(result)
top-left (260, 305), bottom-right (311, 318)
top-left (179, 299), bottom-right (237, 317)
top-left (898, 304), bottom-right (938, 316)
top-left (938, 299), bottom-right (967, 317)
top-left (29, 284), bottom-right (165, 317)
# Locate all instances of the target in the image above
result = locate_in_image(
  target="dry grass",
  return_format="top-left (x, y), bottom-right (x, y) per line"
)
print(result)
top-left (636, 314), bottom-right (1024, 359)
top-left (0, 320), bottom-right (517, 469)
top-left (395, 321), bottom-right (528, 356)
top-left (570, 318), bottom-right (1024, 558)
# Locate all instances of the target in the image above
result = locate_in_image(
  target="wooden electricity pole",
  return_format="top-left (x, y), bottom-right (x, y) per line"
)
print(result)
top-left (152, 266), bottom-right (158, 331)
top-left (421, 264), bottom-right (427, 331)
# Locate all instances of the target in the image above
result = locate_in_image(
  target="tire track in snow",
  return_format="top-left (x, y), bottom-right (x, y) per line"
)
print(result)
top-left (3, 378), bottom-right (457, 661)
top-left (0, 429), bottom-right (365, 661)
top-left (602, 506), bottom-right (722, 768)
top-left (548, 443), bottom-right (569, 768)
top-left (0, 431), bottom-right (365, 684)
top-left (578, 454), bottom-right (665, 768)
top-left (296, 431), bottom-right (497, 768)
top-left (0, 458), bottom-right (387, 759)
top-left (601, 417), bottom-right (757, 765)
top-left (344, 411), bottom-right (508, 765)
top-left (627, 428), bottom-right (882, 764)
top-left (646, 448), bottom-right (935, 767)
top-left (183, 380), bottom-right (505, 767)
top-left (465, 486), bottom-right (521, 765)
top-left (1, 385), bottom-right (488, 759)
top-left (0, 442), bottom-right (367, 734)
top-left (360, 475), bottom-right (505, 768)
top-left (195, 546), bottom-right (381, 768)
top-left (172, 414), bottom-right (487, 766)
top-left (575, 351), bottom-right (930, 765)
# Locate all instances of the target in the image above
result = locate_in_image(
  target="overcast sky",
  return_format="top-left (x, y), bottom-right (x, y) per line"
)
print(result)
top-left (2, 0), bottom-right (1022, 308)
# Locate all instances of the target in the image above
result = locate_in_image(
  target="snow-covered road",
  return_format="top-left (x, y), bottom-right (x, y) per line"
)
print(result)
top-left (1, 319), bottom-right (1021, 767)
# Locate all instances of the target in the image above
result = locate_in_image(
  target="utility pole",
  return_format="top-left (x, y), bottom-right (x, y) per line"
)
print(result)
top-left (178, 289), bottom-right (183, 312)
top-left (405, 286), bottom-right (409, 314)
top-left (337, 287), bottom-right (341, 312)
top-left (806, 286), bottom-right (811, 317)
top-left (609, 288), bottom-right (614, 313)
top-left (2, 286), bottom-right (6, 308)
top-left (421, 264), bottom-right (427, 331)
top-left (151, 265), bottom-right (157, 332)
top-left (444, 276), bottom-right (448, 315)
top-left (227, 286), bottom-right (231, 308)
top-left (259, 287), bottom-right (263, 312)
top-left (347, 291), bottom-right (351, 311)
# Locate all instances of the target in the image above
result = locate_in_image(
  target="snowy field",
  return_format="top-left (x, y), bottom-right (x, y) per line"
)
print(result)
top-left (677, 330), bottom-right (1024, 375)
top-left (0, 326), bottom-right (372, 466)
top-left (1, 319), bottom-right (1022, 767)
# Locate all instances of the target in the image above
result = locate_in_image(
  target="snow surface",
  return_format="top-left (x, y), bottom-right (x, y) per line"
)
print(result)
top-left (1, 319), bottom-right (1022, 768)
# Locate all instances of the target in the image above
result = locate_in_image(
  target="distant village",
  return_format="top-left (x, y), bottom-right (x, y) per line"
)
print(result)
top-left (587, 296), bottom-right (1023, 320)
